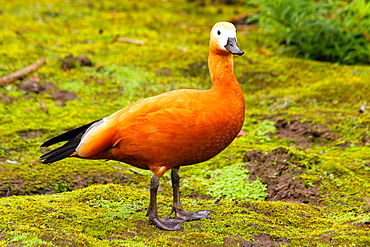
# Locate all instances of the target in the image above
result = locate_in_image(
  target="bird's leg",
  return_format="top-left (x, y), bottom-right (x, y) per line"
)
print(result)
top-left (148, 174), bottom-right (185, 231)
top-left (171, 168), bottom-right (212, 221)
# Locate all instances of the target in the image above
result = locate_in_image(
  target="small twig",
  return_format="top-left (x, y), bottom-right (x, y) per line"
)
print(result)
top-left (39, 100), bottom-right (49, 115)
top-left (365, 196), bottom-right (370, 207)
top-left (117, 38), bottom-right (146, 45)
top-left (129, 168), bottom-right (145, 175)
top-left (0, 60), bottom-right (46, 86)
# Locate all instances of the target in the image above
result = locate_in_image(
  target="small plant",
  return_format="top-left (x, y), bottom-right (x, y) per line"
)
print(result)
top-left (249, 0), bottom-right (370, 65)
top-left (254, 120), bottom-right (276, 143)
top-left (204, 163), bottom-right (268, 200)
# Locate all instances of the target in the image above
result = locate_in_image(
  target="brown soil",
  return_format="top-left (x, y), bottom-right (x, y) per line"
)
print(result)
top-left (18, 81), bottom-right (46, 94)
top-left (274, 118), bottom-right (340, 148)
top-left (17, 78), bottom-right (77, 102)
top-left (16, 129), bottom-right (48, 140)
top-left (61, 55), bottom-right (93, 71)
top-left (52, 90), bottom-right (78, 101)
top-left (18, 80), bottom-right (57, 95)
top-left (0, 172), bottom-right (130, 197)
top-left (224, 233), bottom-right (289, 247)
top-left (243, 147), bottom-right (321, 205)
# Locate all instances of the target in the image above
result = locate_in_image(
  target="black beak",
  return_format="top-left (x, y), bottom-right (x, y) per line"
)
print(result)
top-left (225, 37), bottom-right (244, 56)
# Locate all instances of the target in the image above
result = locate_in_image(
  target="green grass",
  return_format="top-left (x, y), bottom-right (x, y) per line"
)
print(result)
top-left (249, 0), bottom-right (370, 64)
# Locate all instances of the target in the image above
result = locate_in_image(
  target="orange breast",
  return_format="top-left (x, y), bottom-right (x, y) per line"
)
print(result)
top-left (76, 88), bottom-right (244, 176)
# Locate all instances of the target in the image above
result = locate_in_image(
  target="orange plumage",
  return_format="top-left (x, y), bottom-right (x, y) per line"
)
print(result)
top-left (41, 22), bottom-right (244, 230)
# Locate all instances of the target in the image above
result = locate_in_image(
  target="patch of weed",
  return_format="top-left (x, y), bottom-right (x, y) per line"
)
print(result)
top-left (249, 0), bottom-right (370, 64)
top-left (204, 162), bottom-right (268, 200)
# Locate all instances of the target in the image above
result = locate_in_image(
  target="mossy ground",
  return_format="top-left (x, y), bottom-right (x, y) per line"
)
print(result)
top-left (0, 0), bottom-right (369, 246)
top-left (1, 183), bottom-right (369, 246)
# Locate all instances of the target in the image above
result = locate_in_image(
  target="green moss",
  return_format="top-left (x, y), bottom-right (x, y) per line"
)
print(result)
top-left (1, 184), bottom-right (370, 246)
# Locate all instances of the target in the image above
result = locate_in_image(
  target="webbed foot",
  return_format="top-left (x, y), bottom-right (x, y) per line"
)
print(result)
top-left (150, 216), bottom-right (185, 231)
top-left (175, 208), bottom-right (212, 221)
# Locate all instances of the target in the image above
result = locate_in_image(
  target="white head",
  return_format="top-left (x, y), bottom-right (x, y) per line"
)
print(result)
top-left (210, 22), bottom-right (244, 56)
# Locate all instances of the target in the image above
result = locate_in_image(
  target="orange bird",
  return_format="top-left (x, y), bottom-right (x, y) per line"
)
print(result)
top-left (40, 22), bottom-right (245, 230)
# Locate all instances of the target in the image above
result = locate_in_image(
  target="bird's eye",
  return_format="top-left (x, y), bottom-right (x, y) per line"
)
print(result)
top-left (217, 30), bottom-right (221, 35)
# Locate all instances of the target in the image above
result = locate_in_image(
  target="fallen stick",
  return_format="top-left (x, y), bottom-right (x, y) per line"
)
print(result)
top-left (39, 100), bottom-right (49, 115)
top-left (129, 168), bottom-right (145, 175)
top-left (117, 37), bottom-right (146, 45)
top-left (0, 60), bottom-right (46, 86)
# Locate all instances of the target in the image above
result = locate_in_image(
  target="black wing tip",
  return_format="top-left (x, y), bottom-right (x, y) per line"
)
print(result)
top-left (40, 142), bottom-right (50, 148)
top-left (40, 138), bottom-right (58, 148)
top-left (40, 158), bottom-right (61, 164)
top-left (39, 119), bottom-right (101, 162)
top-left (39, 146), bottom-right (76, 164)
top-left (39, 155), bottom-right (55, 164)
top-left (40, 119), bottom-right (101, 148)
top-left (40, 158), bottom-right (52, 164)
top-left (39, 133), bottom-right (86, 164)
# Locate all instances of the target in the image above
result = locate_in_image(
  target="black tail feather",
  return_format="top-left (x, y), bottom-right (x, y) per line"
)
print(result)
top-left (41, 120), bottom-right (100, 147)
top-left (40, 119), bottom-right (101, 164)
top-left (40, 143), bottom-right (77, 164)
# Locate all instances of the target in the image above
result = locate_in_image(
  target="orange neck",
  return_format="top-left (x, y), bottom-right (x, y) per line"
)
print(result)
top-left (208, 52), bottom-right (237, 90)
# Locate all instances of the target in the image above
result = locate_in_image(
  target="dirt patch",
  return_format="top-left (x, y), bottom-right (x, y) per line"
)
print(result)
top-left (0, 172), bottom-right (131, 197)
top-left (52, 90), bottom-right (78, 101)
top-left (252, 234), bottom-right (289, 247)
top-left (227, 233), bottom-right (289, 247)
top-left (71, 172), bottom-right (130, 191)
top-left (16, 129), bottom-right (48, 140)
top-left (17, 77), bottom-right (76, 102)
top-left (40, 230), bottom-right (78, 246)
top-left (18, 81), bottom-right (45, 94)
top-left (274, 118), bottom-right (340, 148)
top-left (243, 147), bottom-right (321, 205)
top-left (224, 235), bottom-right (253, 246)
top-left (17, 81), bottom-right (57, 95)
top-left (0, 178), bottom-right (26, 197)
top-left (17, 73), bottom-right (42, 93)
top-left (61, 55), bottom-right (93, 70)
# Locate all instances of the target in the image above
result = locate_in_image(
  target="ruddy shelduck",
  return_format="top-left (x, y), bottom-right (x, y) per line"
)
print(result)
top-left (40, 22), bottom-right (245, 230)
